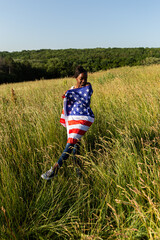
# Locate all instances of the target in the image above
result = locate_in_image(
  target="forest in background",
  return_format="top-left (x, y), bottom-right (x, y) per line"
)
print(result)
top-left (1, 47), bottom-right (160, 84)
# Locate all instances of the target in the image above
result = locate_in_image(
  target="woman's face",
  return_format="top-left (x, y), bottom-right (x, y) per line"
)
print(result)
top-left (76, 72), bottom-right (87, 88)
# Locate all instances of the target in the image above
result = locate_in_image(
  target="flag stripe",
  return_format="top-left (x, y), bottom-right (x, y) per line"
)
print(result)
top-left (68, 115), bottom-right (94, 122)
top-left (67, 138), bottom-right (79, 144)
top-left (69, 128), bottom-right (86, 135)
top-left (68, 120), bottom-right (93, 127)
top-left (68, 133), bottom-right (83, 139)
top-left (60, 118), bottom-right (65, 124)
top-left (68, 124), bottom-right (89, 131)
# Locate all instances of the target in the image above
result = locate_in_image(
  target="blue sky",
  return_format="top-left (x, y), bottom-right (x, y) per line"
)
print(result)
top-left (0, 0), bottom-right (160, 52)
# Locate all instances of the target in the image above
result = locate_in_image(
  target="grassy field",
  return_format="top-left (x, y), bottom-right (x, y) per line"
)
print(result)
top-left (0, 65), bottom-right (160, 240)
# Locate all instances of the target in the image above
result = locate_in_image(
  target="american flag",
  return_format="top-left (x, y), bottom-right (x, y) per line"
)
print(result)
top-left (60, 84), bottom-right (94, 144)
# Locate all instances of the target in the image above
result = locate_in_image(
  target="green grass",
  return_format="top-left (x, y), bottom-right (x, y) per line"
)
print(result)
top-left (0, 65), bottom-right (160, 239)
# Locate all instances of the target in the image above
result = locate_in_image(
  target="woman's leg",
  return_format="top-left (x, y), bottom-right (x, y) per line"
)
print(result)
top-left (41, 142), bottom-right (80, 180)
top-left (57, 143), bottom-right (75, 167)
top-left (72, 141), bottom-right (82, 177)
top-left (72, 141), bottom-right (81, 167)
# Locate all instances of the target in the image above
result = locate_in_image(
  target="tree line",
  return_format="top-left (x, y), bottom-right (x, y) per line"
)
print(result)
top-left (1, 47), bottom-right (160, 84)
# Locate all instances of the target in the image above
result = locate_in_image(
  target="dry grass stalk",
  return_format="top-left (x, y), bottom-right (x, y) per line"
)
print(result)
top-left (11, 88), bottom-right (17, 103)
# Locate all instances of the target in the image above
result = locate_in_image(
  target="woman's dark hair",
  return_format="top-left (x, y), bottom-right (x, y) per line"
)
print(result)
top-left (74, 65), bottom-right (87, 78)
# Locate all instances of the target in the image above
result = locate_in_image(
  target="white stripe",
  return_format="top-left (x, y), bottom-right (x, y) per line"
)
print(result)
top-left (68, 133), bottom-right (83, 139)
top-left (68, 124), bottom-right (89, 131)
top-left (67, 115), bottom-right (94, 122)
top-left (61, 114), bottom-right (65, 119)
top-left (63, 98), bottom-right (69, 136)
top-left (63, 99), bottom-right (67, 117)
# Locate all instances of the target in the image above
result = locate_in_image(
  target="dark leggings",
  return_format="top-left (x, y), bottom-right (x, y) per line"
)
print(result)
top-left (57, 142), bottom-right (81, 167)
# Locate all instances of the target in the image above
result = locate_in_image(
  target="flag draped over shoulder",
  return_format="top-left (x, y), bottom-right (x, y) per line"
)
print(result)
top-left (60, 84), bottom-right (94, 144)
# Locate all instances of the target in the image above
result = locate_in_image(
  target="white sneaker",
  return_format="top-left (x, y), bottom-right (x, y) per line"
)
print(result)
top-left (41, 167), bottom-right (55, 180)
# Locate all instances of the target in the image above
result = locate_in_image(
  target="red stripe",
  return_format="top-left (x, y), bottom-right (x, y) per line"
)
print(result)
top-left (69, 128), bottom-right (86, 135)
top-left (68, 120), bottom-right (92, 127)
top-left (62, 109), bottom-right (64, 114)
top-left (60, 118), bottom-right (65, 124)
top-left (67, 138), bottom-right (79, 144)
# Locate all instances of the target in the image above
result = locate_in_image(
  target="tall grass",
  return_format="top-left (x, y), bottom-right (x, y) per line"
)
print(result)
top-left (0, 65), bottom-right (160, 239)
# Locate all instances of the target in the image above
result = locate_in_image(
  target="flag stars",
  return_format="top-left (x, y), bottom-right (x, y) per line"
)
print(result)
top-left (65, 87), bottom-right (93, 117)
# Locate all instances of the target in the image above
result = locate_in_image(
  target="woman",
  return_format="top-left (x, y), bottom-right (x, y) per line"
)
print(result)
top-left (41, 66), bottom-right (94, 180)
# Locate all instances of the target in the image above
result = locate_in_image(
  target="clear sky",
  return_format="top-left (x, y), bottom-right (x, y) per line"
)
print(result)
top-left (0, 0), bottom-right (160, 52)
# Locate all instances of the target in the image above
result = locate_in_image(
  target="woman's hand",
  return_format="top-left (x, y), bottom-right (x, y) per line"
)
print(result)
top-left (62, 90), bottom-right (68, 98)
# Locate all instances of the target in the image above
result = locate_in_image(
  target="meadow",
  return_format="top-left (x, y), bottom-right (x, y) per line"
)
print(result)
top-left (0, 65), bottom-right (160, 240)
